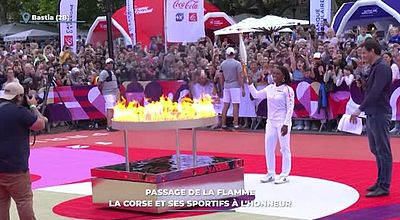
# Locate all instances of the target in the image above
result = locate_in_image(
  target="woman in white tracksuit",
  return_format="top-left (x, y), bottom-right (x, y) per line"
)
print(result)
top-left (247, 65), bottom-right (295, 184)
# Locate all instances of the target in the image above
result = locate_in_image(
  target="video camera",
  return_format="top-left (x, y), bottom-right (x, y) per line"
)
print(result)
top-left (20, 77), bottom-right (33, 108)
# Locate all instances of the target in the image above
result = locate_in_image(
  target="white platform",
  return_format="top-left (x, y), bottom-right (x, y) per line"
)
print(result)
top-left (234, 174), bottom-right (359, 219)
top-left (36, 174), bottom-right (359, 219)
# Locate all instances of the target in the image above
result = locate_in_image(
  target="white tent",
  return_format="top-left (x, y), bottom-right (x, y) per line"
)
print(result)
top-left (251, 15), bottom-right (309, 29)
top-left (214, 15), bottom-right (308, 36)
top-left (278, 28), bottom-right (293, 33)
top-left (214, 18), bottom-right (262, 35)
top-left (3, 29), bottom-right (58, 42)
top-left (0, 23), bottom-right (56, 37)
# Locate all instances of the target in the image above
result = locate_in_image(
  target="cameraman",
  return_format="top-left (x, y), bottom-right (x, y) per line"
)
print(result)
top-left (98, 58), bottom-right (119, 132)
top-left (0, 82), bottom-right (47, 220)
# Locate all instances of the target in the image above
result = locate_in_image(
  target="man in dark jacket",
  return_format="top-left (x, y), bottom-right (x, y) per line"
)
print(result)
top-left (350, 39), bottom-right (392, 197)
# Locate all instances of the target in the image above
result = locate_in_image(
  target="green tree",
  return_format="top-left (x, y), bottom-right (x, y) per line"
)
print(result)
top-left (0, 3), bottom-right (6, 24)
top-left (0, 0), bottom-right (356, 26)
top-left (210, 0), bottom-right (296, 17)
top-left (0, 0), bottom-right (126, 27)
top-left (211, 0), bottom-right (356, 17)
top-left (336, 0), bottom-right (355, 5)
top-left (37, 0), bottom-right (58, 15)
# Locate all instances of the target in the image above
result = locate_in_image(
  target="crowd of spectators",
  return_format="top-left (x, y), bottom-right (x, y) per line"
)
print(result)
top-left (1, 23), bottom-right (400, 131)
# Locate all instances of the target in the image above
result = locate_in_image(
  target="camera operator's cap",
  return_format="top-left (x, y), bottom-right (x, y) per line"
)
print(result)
top-left (226, 47), bottom-right (235, 55)
top-left (105, 58), bottom-right (114, 64)
top-left (0, 82), bottom-right (24, 100)
top-left (313, 52), bottom-right (321, 59)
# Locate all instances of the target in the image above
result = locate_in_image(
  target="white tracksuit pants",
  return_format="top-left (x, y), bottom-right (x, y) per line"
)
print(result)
top-left (265, 121), bottom-right (292, 176)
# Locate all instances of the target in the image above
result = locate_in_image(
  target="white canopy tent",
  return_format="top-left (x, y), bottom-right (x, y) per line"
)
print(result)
top-left (214, 18), bottom-right (262, 35)
top-left (0, 23), bottom-right (57, 38)
top-left (278, 28), bottom-right (293, 33)
top-left (214, 15), bottom-right (308, 36)
top-left (257, 15), bottom-right (309, 27)
top-left (3, 29), bottom-right (58, 42)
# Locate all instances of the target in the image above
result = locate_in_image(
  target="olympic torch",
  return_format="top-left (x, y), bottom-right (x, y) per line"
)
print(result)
top-left (239, 33), bottom-right (248, 83)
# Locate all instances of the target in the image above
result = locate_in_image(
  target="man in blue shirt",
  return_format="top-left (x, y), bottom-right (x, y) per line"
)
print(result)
top-left (351, 39), bottom-right (392, 197)
top-left (0, 82), bottom-right (46, 219)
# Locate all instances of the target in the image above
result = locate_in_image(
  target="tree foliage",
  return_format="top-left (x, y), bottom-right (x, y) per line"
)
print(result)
top-left (0, 0), bottom-right (356, 26)
top-left (210, 0), bottom-right (355, 17)
top-left (0, 0), bottom-right (126, 27)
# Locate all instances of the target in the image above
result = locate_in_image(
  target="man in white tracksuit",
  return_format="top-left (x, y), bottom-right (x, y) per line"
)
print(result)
top-left (247, 65), bottom-right (295, 184)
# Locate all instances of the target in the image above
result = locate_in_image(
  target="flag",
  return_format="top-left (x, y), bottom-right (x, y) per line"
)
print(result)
top-left (126, 0), bottom-right (136, 45)
top-left (310, 0), bottom-right (331, 32)
top-left (59, 0), bottom-right (78, 53)
top-left (166, 0), bottom-right (205, 42)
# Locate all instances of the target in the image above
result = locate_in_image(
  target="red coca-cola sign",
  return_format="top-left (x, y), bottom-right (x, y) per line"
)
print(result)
top-left (189, 13), bottom-right (197, 22)
top-left (173, 0), bottom-right (198, 10)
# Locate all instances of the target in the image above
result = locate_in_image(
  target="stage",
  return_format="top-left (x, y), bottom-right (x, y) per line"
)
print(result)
top-left (10, 129), bottom-right (400, 219)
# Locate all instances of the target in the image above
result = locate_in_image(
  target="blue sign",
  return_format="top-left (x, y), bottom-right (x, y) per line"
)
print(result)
top-left (350, 5), bottom-right (391, 20)
top-left (175, 13), bottom-right (184, 22)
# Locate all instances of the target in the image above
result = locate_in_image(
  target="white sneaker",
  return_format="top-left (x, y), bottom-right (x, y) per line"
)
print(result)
top-left (260, 174), bottom-right (275, 183)
top-left (390, 127), bottom-right (399, 134)
top-left (274, 175), bottom-right (289, 184)
top-left (293, 125), bottom-right (304, 131)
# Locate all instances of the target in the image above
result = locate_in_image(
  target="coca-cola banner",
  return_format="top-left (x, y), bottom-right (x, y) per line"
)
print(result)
top-left (166, 0), bottom-right (205, 42)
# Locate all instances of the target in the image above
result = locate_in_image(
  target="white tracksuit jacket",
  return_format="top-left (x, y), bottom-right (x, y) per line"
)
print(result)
top-left (248, 83), bottom-right (295, 176)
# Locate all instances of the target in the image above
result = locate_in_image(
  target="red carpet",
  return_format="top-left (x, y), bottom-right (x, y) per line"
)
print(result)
top-left (51, 146), bottom-right (400, 219)
top-left (33, 130), bottom-right (400, 162)
top-left (53, 196), bottom-right (210, 220)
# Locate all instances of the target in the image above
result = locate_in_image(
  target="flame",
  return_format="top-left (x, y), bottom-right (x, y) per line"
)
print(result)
top-left (113, 95), bottom-right (216, 122)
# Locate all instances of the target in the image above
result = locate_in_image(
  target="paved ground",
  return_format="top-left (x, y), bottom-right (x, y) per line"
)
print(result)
top-left (9, 128), bottom-right (399, 220)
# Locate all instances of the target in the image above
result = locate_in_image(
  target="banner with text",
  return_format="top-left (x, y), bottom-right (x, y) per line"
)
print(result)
top-left (59, 0), bottom-right (78, 52)
top-left (310, 0), bottom-right (331, 32)
top-left (126, 0), bottom-right (137, 45)
top-left (166, 0), bottom-right (205, 42)
top-left (43, 80), bottom-right (400, 122)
